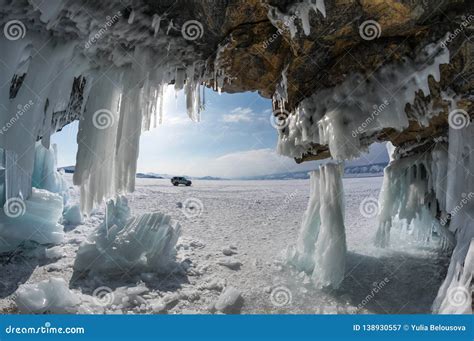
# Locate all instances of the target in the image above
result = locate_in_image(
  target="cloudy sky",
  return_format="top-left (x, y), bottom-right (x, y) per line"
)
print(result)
top-left (52, 87), bottom-right (388, 178)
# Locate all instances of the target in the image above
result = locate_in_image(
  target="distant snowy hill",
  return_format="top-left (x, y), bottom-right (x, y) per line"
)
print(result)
top-left (60, 163), bottom-right (386, 181)
top-left (241, 163), bottom-right (388, 180)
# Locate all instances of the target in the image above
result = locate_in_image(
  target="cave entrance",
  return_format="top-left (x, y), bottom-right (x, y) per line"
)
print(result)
top-left (46, 84), bottom-right (449, 314)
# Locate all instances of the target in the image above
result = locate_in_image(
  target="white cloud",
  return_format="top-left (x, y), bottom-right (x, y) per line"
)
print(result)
top-left (203, 148), bottom-right (317, 178)
top-left (222, 107), bottom-right (253, 123)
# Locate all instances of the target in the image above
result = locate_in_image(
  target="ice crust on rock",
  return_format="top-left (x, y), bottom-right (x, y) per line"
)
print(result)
top-left (287, 163), bottom-right (346, 289)
top-left (74, 196), bottom-right (181, 275)
top-left (277, 41), bottom-right (449, 161)
top-left (15, 277), bottom-right (80, 313)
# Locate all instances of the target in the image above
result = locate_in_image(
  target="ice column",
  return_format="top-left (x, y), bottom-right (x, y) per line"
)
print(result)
top-left (432, 124), bottom-right (474, 314)
top-left (311, 163), bottom-right (346, 289)
top-left (287, 163), bottom-right (346, 289)
top-left (286, 169), bottom-right (322, 273)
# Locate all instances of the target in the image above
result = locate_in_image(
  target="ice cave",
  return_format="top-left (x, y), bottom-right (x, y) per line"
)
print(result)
top-left (0, 0), bottom-right (472, 315)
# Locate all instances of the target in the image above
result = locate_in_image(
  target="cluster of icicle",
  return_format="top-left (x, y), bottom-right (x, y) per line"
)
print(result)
top-left (267, 0), bottom-right (326, 38)
top-left (276, 40), bottom-right (449, 161)
top-left (286, 163), bottom-right (347, 289)
top-left (375, 143), bottom-right (454, 250)
top-left (377, 123), bottom-right (473, 314)
top-left (0, 23), bottom-right (214, 214)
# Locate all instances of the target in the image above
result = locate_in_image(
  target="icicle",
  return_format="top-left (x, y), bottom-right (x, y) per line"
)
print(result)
top-left (267, 0), bottom-right (326, 38)
top-left (277, 39), bottom-right (450, 161)
top-left (151, 14), bottom-right (162, 37)
top-left (128, 10), bottom-right (135, 24)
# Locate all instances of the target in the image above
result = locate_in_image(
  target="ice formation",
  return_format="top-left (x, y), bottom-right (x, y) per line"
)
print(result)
top-left (287, 163), bottom-right (346, 289)
top-left (267, 0), bottom-right (326, 38)
top-left (0, 5), bottom-right (209, 216)
top-left (431, 124), bottom-right (474, 314)
top-left (32, 142), bottom-right (68, 201)
top-left (375, 143), bottom-right (454, 249)
top-left (15, 277), bottom-right (80, 314)
top-left (277, 41), bottom-right (449, 161)
top-left (0, 188), bottom-right (64, 253)
top-left (74, 196), bottom-right (181, 275)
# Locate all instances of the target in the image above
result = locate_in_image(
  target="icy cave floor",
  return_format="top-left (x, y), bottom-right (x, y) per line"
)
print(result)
top-left (0, 176), bottom-right (449, 314)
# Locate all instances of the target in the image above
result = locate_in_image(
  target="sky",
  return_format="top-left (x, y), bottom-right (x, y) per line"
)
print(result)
top-left (51, 87), bottom-right (389, 178)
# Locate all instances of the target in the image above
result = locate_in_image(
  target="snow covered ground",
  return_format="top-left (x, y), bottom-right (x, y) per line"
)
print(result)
top-left (0, 176), bottom-right (449, 314)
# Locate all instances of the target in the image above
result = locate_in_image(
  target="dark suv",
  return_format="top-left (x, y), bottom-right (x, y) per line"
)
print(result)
top-left (171, 176), bottom-right (192, 186)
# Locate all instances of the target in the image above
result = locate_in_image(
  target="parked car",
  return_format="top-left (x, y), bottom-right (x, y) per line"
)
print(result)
top-left (171, 176), bottom-right (192, 186)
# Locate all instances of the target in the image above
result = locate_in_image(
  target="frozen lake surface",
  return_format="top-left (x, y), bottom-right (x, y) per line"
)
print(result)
top-left (0, 176), bottom-right (449, 314)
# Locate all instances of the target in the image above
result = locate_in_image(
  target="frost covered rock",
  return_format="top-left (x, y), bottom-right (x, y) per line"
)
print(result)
top-left (15, 277), bottom-right (80, 313)
top-left (0, 188), bottom-right (64, 253)
top-left (73, 196), bottom-right (181, 275)
top-left (63, 204), bottom-right (83, 225)
top-left (213, 287), bottom-right (243, 314)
